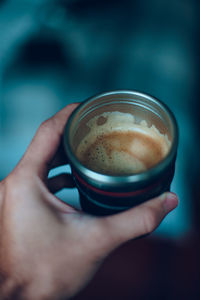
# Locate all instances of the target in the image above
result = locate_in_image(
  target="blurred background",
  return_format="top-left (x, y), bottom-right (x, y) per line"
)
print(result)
top-left (0, 0), bottom-right (200, 299)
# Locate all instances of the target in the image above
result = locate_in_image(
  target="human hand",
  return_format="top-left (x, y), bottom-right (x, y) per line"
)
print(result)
top-left (0, 104), bottom-right (178, 300)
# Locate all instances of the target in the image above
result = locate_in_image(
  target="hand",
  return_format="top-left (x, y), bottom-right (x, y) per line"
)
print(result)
top-left (0, 104), bottom-right (178, 300)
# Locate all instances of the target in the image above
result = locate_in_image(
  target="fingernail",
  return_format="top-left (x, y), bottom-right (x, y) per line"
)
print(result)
top-left (163, 192), bottom-right (179, 213)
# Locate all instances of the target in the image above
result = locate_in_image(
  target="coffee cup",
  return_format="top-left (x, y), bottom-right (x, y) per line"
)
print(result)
top-left (64, 90), bottom-right (178, 215)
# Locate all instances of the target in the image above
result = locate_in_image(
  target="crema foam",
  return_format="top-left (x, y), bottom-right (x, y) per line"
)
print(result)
top-left (76, 112), bottom-right (171, 175)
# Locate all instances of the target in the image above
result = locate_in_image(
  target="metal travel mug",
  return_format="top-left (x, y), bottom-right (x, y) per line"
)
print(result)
top-left (63, 90), bottom-right (178, 216)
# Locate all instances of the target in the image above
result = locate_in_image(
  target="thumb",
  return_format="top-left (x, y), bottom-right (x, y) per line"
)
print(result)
top-left (100, 192), bottom-right (178, 249)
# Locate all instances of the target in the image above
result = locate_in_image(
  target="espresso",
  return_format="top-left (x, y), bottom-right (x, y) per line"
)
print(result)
top-left (76, 112), bottom-right (171, 175)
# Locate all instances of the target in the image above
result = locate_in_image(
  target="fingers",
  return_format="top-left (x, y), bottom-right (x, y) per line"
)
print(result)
top-left (22, 103), bottom-right (79, 177)
top-left (49, 143), bottom-right (69, 169)
top-left (100, 192), bottom-right (178, 249)
top-left (47, 173), bottom-right (75, 194)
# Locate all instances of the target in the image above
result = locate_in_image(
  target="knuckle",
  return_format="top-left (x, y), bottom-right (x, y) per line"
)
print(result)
top-left (39, 119), bottom-right (53, 131)
top-left (38, 118), bottom-right (56, 139)
top-left (67, 103), bottom-right (75, 109)
top-left (4, 173), bottom-right (21, 197)
top-left (0, 179), bottom-right (6, 199)
top-left (4, 168), bottom-right (33, 201)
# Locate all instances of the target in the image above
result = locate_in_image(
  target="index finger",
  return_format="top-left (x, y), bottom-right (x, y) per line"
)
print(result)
top-left (21, 103), bottom-right (79, 177)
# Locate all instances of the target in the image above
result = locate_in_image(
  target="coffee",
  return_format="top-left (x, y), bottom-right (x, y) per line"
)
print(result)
top-left (76, 111), bottom-right (171, 175)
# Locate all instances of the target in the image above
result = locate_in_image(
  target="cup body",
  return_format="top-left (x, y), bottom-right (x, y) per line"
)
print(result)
top-left (64, 90), bottom-right (178, 215)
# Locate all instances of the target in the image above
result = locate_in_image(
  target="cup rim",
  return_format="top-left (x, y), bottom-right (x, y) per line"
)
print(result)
top-left (63, 90), bottom-right (178, 187)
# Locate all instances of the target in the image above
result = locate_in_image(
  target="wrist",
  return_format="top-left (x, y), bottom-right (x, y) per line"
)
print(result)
top-left (20, 278), bottom-right (72, 300)
top-left (0, 278), bottom-right (59, 300)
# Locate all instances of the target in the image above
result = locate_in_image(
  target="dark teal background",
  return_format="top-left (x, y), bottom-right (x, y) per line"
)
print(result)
top-left (0, 2), bottom-right (199, 298)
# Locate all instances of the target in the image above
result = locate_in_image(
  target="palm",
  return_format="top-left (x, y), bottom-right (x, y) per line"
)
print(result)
top-left (2, 169), bottom-right (107, 299)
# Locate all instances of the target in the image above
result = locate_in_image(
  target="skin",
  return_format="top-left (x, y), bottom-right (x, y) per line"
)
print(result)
top-left (0, 103), bottom-right (178, 300)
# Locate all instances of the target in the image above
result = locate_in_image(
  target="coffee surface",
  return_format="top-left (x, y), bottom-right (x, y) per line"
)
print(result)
top-left (76, 112), bottom-right (171, 175)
